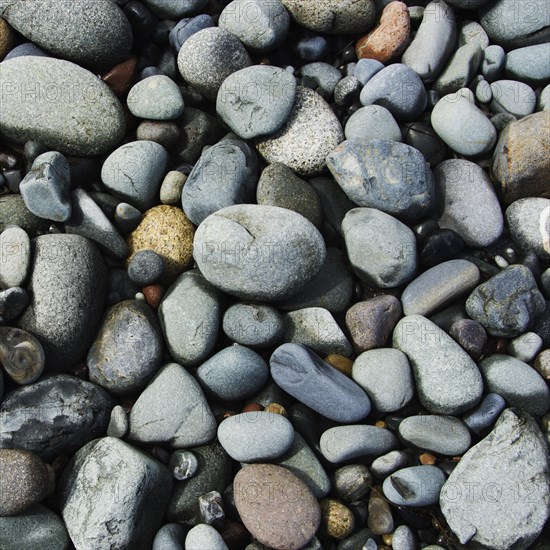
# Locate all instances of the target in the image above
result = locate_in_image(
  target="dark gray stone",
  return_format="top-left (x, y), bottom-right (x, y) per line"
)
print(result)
top-left (169, 14), bottom-right (214, 51)
top-left (461, 393), bottom-right (506, 435)
top-left (0, 287), bottom-right (29, 322)
top-left (145, 0), bottom-right (207, 18)
top-left (0, 195), bottom-right (50, 236)
top-left (299, 62), bottom-right (342, 96)
top-left (433, 43), bottom-right (483, 96)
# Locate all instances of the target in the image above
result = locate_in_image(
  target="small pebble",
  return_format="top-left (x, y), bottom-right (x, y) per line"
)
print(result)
top-left (107, 405), bottom-right (129, 438)
top-left (319, 499), bottom-right (355, 540)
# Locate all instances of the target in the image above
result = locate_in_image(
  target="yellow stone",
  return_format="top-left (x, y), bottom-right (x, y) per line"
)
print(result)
top-left (127, 205), bottom-right (194, 282)
top-left (0, 19), bottom-right (15, 59)
top-left (319, 498), bottom-right (355, 540)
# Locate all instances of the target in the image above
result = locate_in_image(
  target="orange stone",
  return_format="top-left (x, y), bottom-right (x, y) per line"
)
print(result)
top-left (142, 284), bottom-right (165, 309)
top-left (325, 354), bottom-right (354, 377)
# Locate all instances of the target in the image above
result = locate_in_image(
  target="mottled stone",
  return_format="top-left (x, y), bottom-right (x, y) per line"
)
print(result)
top-left (383, 465), bottom-right (446, 506)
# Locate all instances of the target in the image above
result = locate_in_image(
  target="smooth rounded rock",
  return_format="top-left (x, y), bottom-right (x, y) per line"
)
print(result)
top-left (383, 465), bottom-right (446, 506)
top-left (433, 42), bottom-right (483, 97)
top-left (344, 105), bottom-right (402, 142)
top-left (461, 393), bottom-right (506, 436)
top-left (505, 44), bottom-right (550, 87)
top-left (127, 75), bottom-right (185, 120)
top-left (128, 250), bottom-right (164, 286)
top-left (152, 523), bottom-right (186, 550)
top-left (223, 303), bottom-right (284, 347)
top-left (185, 524), bottom-right (228, 550)
top-left (0, 226), bottom-right (30, 288)
top-left (490, 80), bottom-right (536, 118)
top-left (0, 326), bottom-right (44, 385)
top-left (506, 198), bottom-right (550, 260)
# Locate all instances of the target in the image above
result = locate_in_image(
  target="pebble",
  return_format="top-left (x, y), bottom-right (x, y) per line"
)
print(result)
top-left (383, 465), bottom-right (446, 506)
top-left (401, 0), bottom-right (456, 82)
top-left (441, 409), bottom-right (550, 548)
top-left (0, 225), bottom-right (30, 288)
top-left (356, 1), bottom-right (410, 64)
top-left (115, 202), bottom-right (143, 235)
top-left (127, 250), bottom-right (164, 286)
top-left (234, 464), bottom-right (321, 549)
top-left (87, 299), bottom-right (162, 395)
top-left (431, 92), bottom-right (497, 156)
top-left (433, 43), bottom-right (483, 97)
top-left (354, 58), bottom-right (384, 85)
top-left (219, 0), bottom-right (289, 53)
top-left (196, 345), bottom-right (268, 401)
top-left (0, 195), bottom-right (50, 236)
top-left (152, 523), bottom-right (186, 550)
top-left (0, 56), bottom-right (125, 155)
top-left (371, 450), bottom-right (408, 478)
top-left (345, 295), bottom-right (402, 352)
top-left (294, 34), bottom-right (331, 62)
top-left (461, 393), bottom-right (506, 435)
top-left (223, 303), bottom-right (284, 347)
top-left (0, 326), bottom-right (44, 384)
top-left (401, 260), bottom-right (480, 317)
top-left (506, 198), bottom-right (550, 260)
top-left (475, 78), bottom-right (492, 103)
top-left (0, 374), bottom-right (113, 460)
top-left (0, 286), bottom-right (29, 322)
top-left (402, 121), bottom-right (448, 165)
top-left (505, 44), bottom-right (550, 87)
top-left (270, 343), bottom-right (371, 422)
top-left (333, 464), bottom-right (372, 502)
top-left (334, 76), bottom-right (362, 107)
top-left (0, 449), bottom-right (54, 516)
top-left (0, 18), bottom-right (14, 59)
top-left (185, 524), bottom-right (228, 550)
top-left (344, 105), bottom-right (402, 142)
top-left (327, 139), bottom-right (433, 222)
top-left (101, 57), bottom-right (138, 98)
top-left (127, 75), bottom-right (185, 120)
top-left (434, 159), bottom-right (504, 248)
top-left (59, 437), bottom-right (173, 550)
top-left (107, 405), bottom-right (128, 438)
top-left (145, 0), bottom-right (207, 18)
top-left (393, 315), bottom-right (484, 414)
top-left (449, 319), bottom-right (487, 359)
top-left (160, 171), bottom-right (187, 205)
top-left (320, 425), bottom-right (399, 463)
top-left (299, 62), bottom-right (342, 97)
top-left (101, 140), bottom-right (169, 211)
top-left (341, 207), bottom-right (417, 288)
top-left (169, 14), bottom-right (214, 51)
top-left (128, 362), bottom-right (217, 447)
top-left (168, 450), bottom-right (198, 481)
top-left (3, 42), bottom-right (48, 60)
top-left (508, 332), bottom-right (543, 363)
top-left (465, 265), bottom-right (546, 338)
top-left (352, 348), bottom-right (414, 413)
top-left (458, 19), bottom-right (489, 49)
top-left (360, 64), bottom-right (427, 121)
top-left (194, 204), bottom-right (326, 301)
top-left (256, 86), bottom-right (344, 176)
top-left (490, 79), bottom-right (536, 118)
top-left (367, 494), bottom-right (393, 535)
top-left (17, 234), bottom-right (106, 369)
top-left (535, 350), bottom-right (550, 380)
top-left (319, 499), bottom-right (355, 540)
top-left (392, 525), bottom-right (415, 550)
top-left (177, 27), bottom-right (251, 101)
top-left (309, 176), bottom-right (355, 234)
top-left (481, 44), bottom-right (505, 82)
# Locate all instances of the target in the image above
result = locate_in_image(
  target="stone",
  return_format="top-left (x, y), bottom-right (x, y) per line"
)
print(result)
top-left (506, 198), bottom-right (550, 260)
top-left (458, 19), bottom-right (489, 49)
top-left (320, 425), bottom-right (399, 463)
top-left (352, 348), bottom-right (414, 413)
top-left (107, 405), bottom-right (128, 438)
top-left (341, 207), bottom-right (417, 288)
top-left (223, 303), bottom-right (284, 347)
top-left (440, 409), bottom-right (550, 549)
top-left (371, 450), bottom-right (408, 478)
top-left (0, 374), bottom-right (113, 460)
top-left (193, 204), bottom-right (326, 301)
top-left (101, 57), bottom-right (137, 98)
top-left (160, 171), bottom-right (186, 205)
top-left (0, 56), bottom-right (125, 155)
top-left (0, 18), bottom-right (14, 59)
top-left (0, 195), bottom-right (49, 236)
top-left (356, 1), bottom-right (410, 64)
top-left (492, 112), bottom-right (550, 203)
top-left (234, 464), bottom-right (321, 549)
top-left (327, 139), bottom-right (433, 221)
top-left (490, 80), bottom-right (536, 118)
top-left (270, 343), bottom-right (371, 422)
top-left (152, 523), bottom-right (186, 550)
top-left (169, 13), bottom-right (214, 52)
top-left (185, 524), bottom-right (228, 550)
top-left (319, 499), bottom-right (355, 540)
top-left (482, 44), bottom-right (505, 82)
top-left (433, 43), bottom-right (483, 97)
top-left (367, 494), bottom-right (393, 535)
top-left (19, 151), bottom-right (71, 222)
top-left (344, 105), bottom-right (402, 143)
top-left (401, 121), bottom-right (448, 165)
top-left (0, 287), bottom-right (29, 322)
top-left (393, 315), bottom-right (484, 414)
top-left (137, 121), bottom-right (181, 150)
top-left (449, 319), bottom-right (487, 359)
top-left (145, 0), bottom-right (207, 18)
top-left (17, 234), bottom-right (106, 369)
top-left (127, 205), bottom-right (195, 283)
top-left (333, 464), bottom-right (372, 502)
top-left (128, 250), bottom-right (164, 286)
top-left (465, 265), bottom-right (546, 338)
top-left (354, 58), bottom-right (384, 85)
top-left (334, 76), bottom-right (362, 107)
top-left (383, 465), bottom-right (446, 506)
top-left (195, 345), bottom-right (269, 401)
top-left (505, 44), bottom-right (550, 87)
top-left (508, 332), bottom-right (543, 363)
top-left (310, 176), bottom-right (356, 234)
top-left (299, 62), bottom-right (342, 97)
top-left (535, 350), bottom-right (550, 380)
top-left (0, 326), bottom-right (44, 384)
top-left (127, 75), bottom-right (185, 120)
top-left (0, 225), bottom-right (30, 288)
top-left (59, 437), bottom-right (172, 550)
top-left (168, 450), bottom-right (198, 481)
top-left (177, 27), bottom-right (251, 101)
top-left (462, 393), bottom-right (507, 435)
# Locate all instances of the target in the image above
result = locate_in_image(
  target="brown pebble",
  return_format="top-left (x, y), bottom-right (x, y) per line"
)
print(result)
top-left (143, 284), bottom-right (165, 309)
top-left (137, 121), bottom-right (181, 150)
top-left (242, 403), bottom-right (264, 413)
top-left (264, 403), bottom-right (288, 417)
top-left (534, 350), bottom-right (550, 380)
top-left (0, 19), bottom-right (14, 60)
top-left (356, 1), bottom-right (410, 64)
top-left (234, 464), bottom-right (320, 550)
top-left (367, 493), bottom-right (394, 536)
top-left (449, 319), bottom-right (487, 359)
top-left (319, 498), bottom-right (355, 540)
top-left (101, 57), bottom-right (137, 97)
top-left (419, 452), bottom-right (437, 465)
top-left (375, 420), bottom-right (387, 429)
top-left (382, 534), bottom-right (393, 546)
top-left (325, 354), bottom-right (354, 377)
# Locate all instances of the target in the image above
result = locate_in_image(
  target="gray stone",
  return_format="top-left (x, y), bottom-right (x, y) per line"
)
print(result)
top-left (383, 466), bottom-right (446, 506)
top-left (462, 393), bottom-right (506, 436)
top-left (185, 524), bottom-right (228, 550)
top-left (434, 159), bottom-right (504, 247)
top-left (129, 363), bottom-right (216, 448)
top-left (392, 525), bottom-right (415, 550)
top-left (59, 437), bottom-right (172, 550)
top-left (537, 84), bottom-right (550, 111)
top-left (0, 287), bottom-right (29, 322)
top-left (177, 27), bottom-right (251, 101)
top-left (476, 78), bottom-right (492, 103)
top-left (160, 171), bottom-right (187, 205)
top-left (398, 415), bottom-right (472, 455)
top-left (320, 425), bottom-right (399, 463)
top-left (433, 43), bottom-right (483, 96)
top-left (128, 250), bottom-right (164, 286)
top-left (152, 523), bottom-right (186, 550)
top-left (334, 76), bottom-right (361, 107)
top-left (401, 260), bottom-right (480, 317)
top-left (490, 80), bottom-right (536, 118)
top-left (479, 354), bottom-right (550, 416)
top-left (299, 62), bottom-right (342, 97)
top-left (457, 20), bottom-right (489, 49)
top-left (508, 332), bottom-right (543, 363)
top-left (101, 140), bottom-right (169, 211)
top-left (371, 450), bottom-right (408, 479)
top-left (0, 374), bottom-right (113, 460)
top-left (505, 44), bottom-right (550, 87)
top-left (327, 139), bottom-right (433, 222)
top-left (168, 450), bottom-right (198, 481)
top-left (344, 105), bottom-right (402, 142)
top-left (401, 0), bottom-right (456, 82)
top-left (145, 0), bottom-right (207, 18)
top-left (0, 56), bottom-right (125, 155)
top-left (309, 176), bottom-right (355, 234)
top-left (127, 75), bottom-right (185, 121)
top-left (431, 93), bottom-right (497, 156)
top-left (481, 44), bottom-right (505, 82)
top-left (217, 411), bottom-right (294, 462)
top-left (222, 303), bottom-right (284, 347)
top-left (440, 409), bottom-right (550, 549)
top-left (0, 226), bottom-right (30, 288)
top-left (354, 58), bottom-right (384, 85)
top-left (217, 66), bottom-right (296, 140)
top-left (256, 86), bottom-right (343, 176)
top-left (195, 345), bottom-right (269, 401)
top-left (17, 234), bottom-right (106, 369)
top-left (0, 0), bottom-right (132, 69)
top-left (341, 207), bottom-right (417, 288)
top-left (270, 343), bottom-right (371, 422)
top-left (0, 195), bottom-right (50, 237)
top-left (219, 0), bottom-right (289, 53)
top-left (19, 151), bottom-right (71, 222)
top-left (107, 405), bottom-right (128, 439)
top-left (193, 204), bottom-right (326, 301)
top-left (446, 0), bottom-right (491, 7)
top-left (3, 42), bottom-right (48, 59)
top-left (169, 14), bottom-right (214, 51)
top-left (87, 300), bottom-right (162, 395)
top-left (506, 198), bottom-right (550, 260)
top-left (393, 315), bottom-right (484, 414)
top-left (465, 265), bottom-right (546, 337)
top-left (359, 64), bottom-right (427, 121)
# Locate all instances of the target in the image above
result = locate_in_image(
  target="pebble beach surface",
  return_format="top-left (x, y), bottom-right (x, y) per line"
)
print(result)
top-left (0, 0), bottom-right (549, 549)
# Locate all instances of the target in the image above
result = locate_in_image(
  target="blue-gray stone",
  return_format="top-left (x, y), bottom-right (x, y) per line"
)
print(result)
top-left (169, 14), bottom-right (214, 51)
top-left (127, 75), bottom-right (185, 121)
top-left (508, 332), bottom-right (543, 363)
top-left (505, 44), bottom-right (550, 87)
top-left (371, 451), bottom-right (408, 479)
top-left (299, 62), bottom-right (342, 97)
top-left (270, 343), bottom-right (371, 422)
top-left (107, 405), bottom-right (128, 439)
top-left (223, 303), bottom-right (284, 347)
top-left (354, 58), bottom-right (384, 85)
top-left (490, 80), bottom-right (536, 118)
top-left (19, 151), bottom-right (71, 222)
top-left (457, 20), bottom-right (490, 49)
top-left (195, 345), bottom-right (269, 401)
top-left (185, 524), bottom-right (228, 550)
top-left (461, 393), bottom-right (506, 435)
top-left (481, 45), bottom-right (505, 82)
top-left (145, 0), bottom-right (208, 18)
top-left (360, 64), bottom-right (427, 121)
top-left (4, 43), bottom-right (48, 60)
top-left (310, 176), bottom-right (355, 234)
top-left (476, 79), bottom-right (492, 103)
top-left (465, 265), bottom-right (546, 337)
top-left (344, 105), bottom-right (401, 142)
top-left (128, 250), bottom-right (164, 286)
top-left (433, 43), bottom-right (483, 96)
top-left (115, 202), bottom-right (142, 234)
top-left (383, 466), bottom-right (446, 506)
top-left (327, 139), bottom-right (433, 222)
top-left (0, 225), bottom-right (30, 289)
top-left (153, 523), bottom-right (186, 550)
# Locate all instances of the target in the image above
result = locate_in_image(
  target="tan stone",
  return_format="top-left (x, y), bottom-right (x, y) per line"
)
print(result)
top-left (0, 19), bottom-right (14, 60)
top-left (319, 498), bottom-right (355, 539)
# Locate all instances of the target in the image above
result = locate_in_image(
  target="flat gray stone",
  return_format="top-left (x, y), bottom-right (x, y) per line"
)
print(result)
top-left (0, 226), bottom-right (30, 288)
top-left (462, 393), bottom-right (506, 436)
top-left (482, 44), bottom-right (505, 82)
top-left (490, 80), bottom-right (536, 118)
top-left (383, 466), bottom-right (446, 506)
top-left (127, 75), bottom-right (185, 121)
top-left (344, 105), bottom-right (402, 142)
top-left (506, 198), bottom-right (550, 260)
top-left (370, 451), bottom-right (408, 479)
top-left (508, 332), bottom-right (543, 363)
